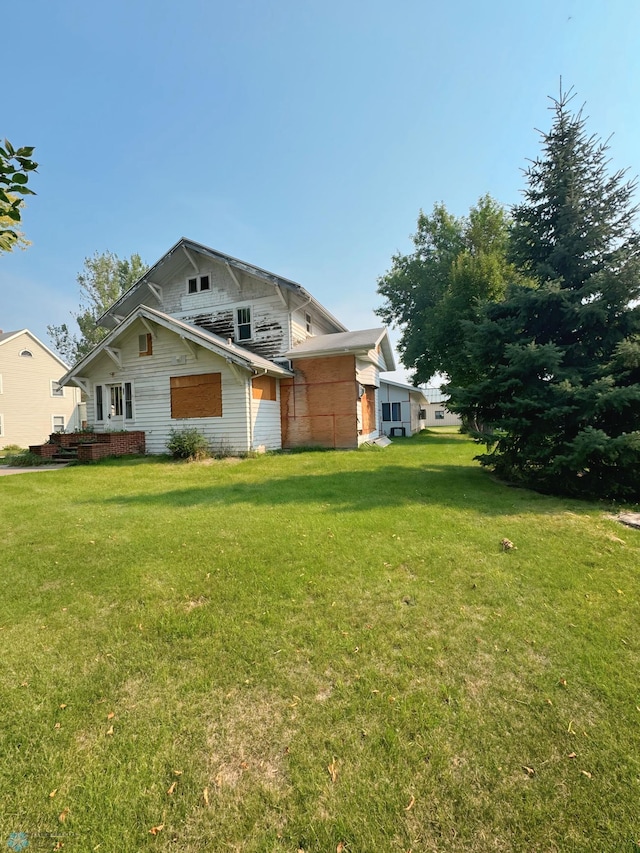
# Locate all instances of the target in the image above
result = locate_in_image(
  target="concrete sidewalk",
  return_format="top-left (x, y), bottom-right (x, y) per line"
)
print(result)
top-left (0, 464), bottom-right (71, 476)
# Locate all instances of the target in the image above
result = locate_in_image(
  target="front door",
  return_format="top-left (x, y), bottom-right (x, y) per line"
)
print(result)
top-left (107, 384), bottom-right (124, 429)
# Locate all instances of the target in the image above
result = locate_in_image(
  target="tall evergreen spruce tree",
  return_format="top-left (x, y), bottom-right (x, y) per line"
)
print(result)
top-left (450, 90), bottom-right (640, 500)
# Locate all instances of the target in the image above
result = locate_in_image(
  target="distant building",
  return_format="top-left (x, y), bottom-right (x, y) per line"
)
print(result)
top-left (422, 386), bottom-right (461, 427)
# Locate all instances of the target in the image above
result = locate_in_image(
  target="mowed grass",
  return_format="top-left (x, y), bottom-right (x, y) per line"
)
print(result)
top-left (0, 432), bottom-right (638, 852)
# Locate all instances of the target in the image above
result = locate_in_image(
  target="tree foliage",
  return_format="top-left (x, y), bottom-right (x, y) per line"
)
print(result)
top-left (376, 195), bottom-right (517, 386)
top-left (48, 251), bottom-right (148, 364)
top-left (450, 90), bottom-right (640, 500)
top-left (0, 140), bottom-right (37, 253)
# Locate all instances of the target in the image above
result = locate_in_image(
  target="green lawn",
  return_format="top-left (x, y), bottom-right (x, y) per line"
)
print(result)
top-left (0, 432), bottom-right (638, 852)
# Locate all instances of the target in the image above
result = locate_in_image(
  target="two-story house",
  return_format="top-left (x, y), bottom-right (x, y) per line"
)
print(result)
top-left (0, 329), bottom-right (82, 448)
top-left (60, 238), bottom-right (395, 453)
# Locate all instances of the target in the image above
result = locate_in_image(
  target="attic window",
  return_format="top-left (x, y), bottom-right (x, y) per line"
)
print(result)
top-left (305, 312), bottom-right (312, 333)
top-left (187, 275), bottom-right (210, 294)
top-left (20, 349), bottom-right (33, 357)
top-left (51, 380), bottom-right (64, 397)
top-left (138, 333), bottom-right (153, 356)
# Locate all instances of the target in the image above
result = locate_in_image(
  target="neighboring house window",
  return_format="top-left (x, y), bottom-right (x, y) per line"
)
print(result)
top-left (187, 274), bottom-right (210, 294)
top-left (138, 333), bottom-right (153, 356)
top-left (382, 402), bottom-right (401, 421)
top-left (95, 385), bottom-right (104, 421)
top-left (305, 312), bottom-right (312, 334)
top-left (51, 380), bottom-right (64, 397)
top-left (19, 349), bottom-right (33, 358)
top-left (170, 373), bottom-right (222, 418)
top-left (252, 375), bottom-right (276, 401)
top-left (52, 415), bottom-right (65, 433)
top-left (435, 410), bottom-right (445, 420)
top-left (418, 408), bottom-right (427, 419)
top-left (236, 307), bottom-right (252, 341)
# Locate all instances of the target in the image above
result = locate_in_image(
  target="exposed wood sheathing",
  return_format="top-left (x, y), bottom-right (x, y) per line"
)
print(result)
top-left (280, 355), bottom-right (358, 449)
top-left (252, 375), bottom-right (277, 401)
top-left (360, 385), bottom-right (377, 435)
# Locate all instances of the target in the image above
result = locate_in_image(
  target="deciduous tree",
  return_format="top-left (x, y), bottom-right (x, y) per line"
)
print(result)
top-left (376, 195), bottom-right (516, 387)
top-left (48, 251), bottom-right (148, 364)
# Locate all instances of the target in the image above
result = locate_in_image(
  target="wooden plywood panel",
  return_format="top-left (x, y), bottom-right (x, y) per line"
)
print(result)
top-left (170, 373), bottom-right (222, 418)
top-left (280, 355), bottom-right (358, 448)
top-left (251, 374), bottom-right (276, 401)
top-left (361, 385), bottom-right (377, 435)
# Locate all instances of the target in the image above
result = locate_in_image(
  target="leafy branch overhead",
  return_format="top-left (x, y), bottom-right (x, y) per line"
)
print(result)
top-left (0, 139), bottom-right (37, 253)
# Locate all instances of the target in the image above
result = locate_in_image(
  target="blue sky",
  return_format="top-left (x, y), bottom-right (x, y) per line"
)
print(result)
top-left (3, 0), bottom-right (640, 381)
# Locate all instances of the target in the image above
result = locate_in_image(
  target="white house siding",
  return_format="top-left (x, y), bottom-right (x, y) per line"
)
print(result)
top-left (0, 332), bottom-right (81, 447)
top-left (139, 259), bottom-right (292, 362)
top-left (250, 395), bottom-right (282, 451)
top-left (83, 321), bottom-right (253, 454)
top-left (378, 382), bottom-right (413, 437)
top-left (355, 359), bottom-right (380, 388)
top-left (291, 306), bottom-right (343, 346)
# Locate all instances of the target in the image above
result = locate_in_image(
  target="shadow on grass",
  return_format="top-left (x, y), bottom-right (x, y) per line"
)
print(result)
top-left (91, 463), bottom-right (563, 516)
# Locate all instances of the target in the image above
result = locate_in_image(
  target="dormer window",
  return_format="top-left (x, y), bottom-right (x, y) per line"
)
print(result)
top-left (187, 274), bottom-right (210, 294)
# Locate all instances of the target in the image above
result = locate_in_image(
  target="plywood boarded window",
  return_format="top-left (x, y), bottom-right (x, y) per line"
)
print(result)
top-left (251, 374), bottom-right (276, 401)
top-left (170, 373), bottom-right (222, 418)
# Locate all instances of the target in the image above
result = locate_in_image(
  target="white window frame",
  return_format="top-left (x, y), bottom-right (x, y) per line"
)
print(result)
top-left (19, 349), bottom-right (33, 358)
top-left (235, 305), bottom-right (252, 342)
top-left (186, 274), bottom-right (211, 294)
top-left (0, 374), bottom-right (3, 394)
top-left (51, 379), bottom-right (64, 397)
top-left (0, 413), bottom-right (3, 436)
top-left (52, 415), bottom-right (66, 433)
top-left (305, 312), bottom-right (312, 334)
top-left (94, 382), bottom-right (135, 423)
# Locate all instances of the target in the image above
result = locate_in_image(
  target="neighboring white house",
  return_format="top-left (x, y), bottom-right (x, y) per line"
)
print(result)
top-left (378, 379), bottom-right (428, 436)
top-left (60, 239), bottom-right (396, 452)
top-left (0, 329), bottom-right (82, 448)
top-left (422, 386), bottom-right (462, 427)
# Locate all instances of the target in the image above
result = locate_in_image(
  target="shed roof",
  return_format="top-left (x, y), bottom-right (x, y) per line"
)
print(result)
top-left (284, 327), bottom-right (395, 371)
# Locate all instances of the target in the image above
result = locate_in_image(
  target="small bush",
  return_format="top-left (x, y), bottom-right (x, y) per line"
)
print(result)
top-left (1, 451), bottom-right (57, 467)
top-left (166, 428), bottom-right (210, 461)
top-left (1, 444), bottom-right (25, 454)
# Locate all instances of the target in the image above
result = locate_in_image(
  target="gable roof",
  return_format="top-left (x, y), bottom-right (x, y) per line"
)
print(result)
top-left (380, 378), bottom-right (428, 401)
top-left (98, 238), bottom-right (349, 333)
top-left (60, 305), bottom-right (294, 387)
top-left (0, 328), bottom-right (70, 369)
top-left (284, 327), bottom-right (395, 371)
